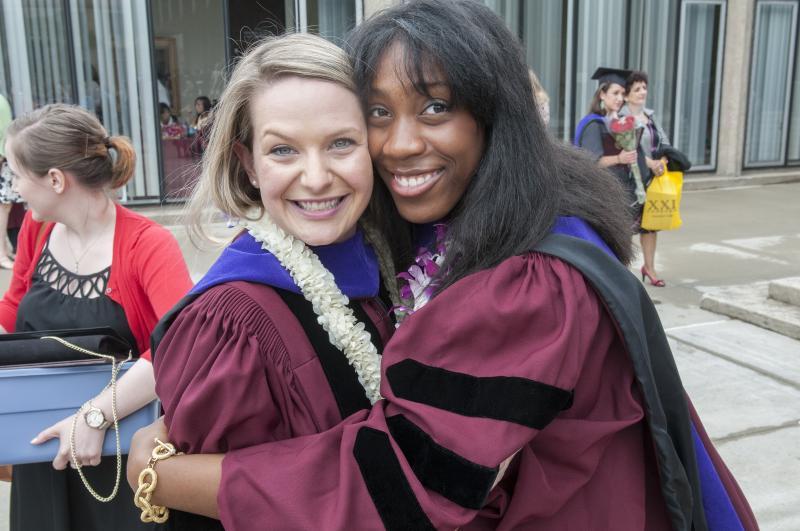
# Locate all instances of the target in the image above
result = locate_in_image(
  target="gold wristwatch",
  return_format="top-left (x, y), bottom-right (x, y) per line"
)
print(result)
top-left (82, 401), bottom-right (112, 430)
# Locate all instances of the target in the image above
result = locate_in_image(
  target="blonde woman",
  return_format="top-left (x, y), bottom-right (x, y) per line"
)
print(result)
top-left (137, 33), bottom-right (394, 528)
top-left (528, 69), bottom-right (550, 125)
top-left (0, 104), bottom-right (191, 531)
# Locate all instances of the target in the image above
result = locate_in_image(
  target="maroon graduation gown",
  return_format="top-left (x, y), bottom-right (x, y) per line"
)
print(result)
top-left (153, 279), bottom-right (392, 460)
top-left (216, 253), bottom-right (675, 530)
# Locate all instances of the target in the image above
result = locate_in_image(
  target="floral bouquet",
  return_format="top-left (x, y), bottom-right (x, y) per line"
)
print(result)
top-left (393, 224), bottom-right (447, 321)
top-left (607, 114), bottom-right (646, 205)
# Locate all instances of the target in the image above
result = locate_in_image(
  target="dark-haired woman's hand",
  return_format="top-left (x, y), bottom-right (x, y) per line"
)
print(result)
top-left (618, 150), bottom-right (637, 165)
top-left (127, 416), bottom-right (169, 491)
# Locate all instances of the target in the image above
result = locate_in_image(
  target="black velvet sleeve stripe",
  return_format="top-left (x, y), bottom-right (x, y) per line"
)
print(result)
top-left (387, 358), bottom-right (574, 429)
top-left (386, 415), bottom-right (498, 510)
top-left (353, 427), bottom-right (436, 531)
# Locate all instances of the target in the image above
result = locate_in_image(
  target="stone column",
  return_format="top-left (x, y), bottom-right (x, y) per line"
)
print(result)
top-left (715, 0), bottom-right (755, 177)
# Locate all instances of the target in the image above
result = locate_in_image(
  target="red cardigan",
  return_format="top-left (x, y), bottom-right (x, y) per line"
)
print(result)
top-left (0, 204), bottom-right (192, 360)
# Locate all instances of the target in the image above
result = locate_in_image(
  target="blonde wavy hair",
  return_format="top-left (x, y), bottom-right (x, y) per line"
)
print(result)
top-left (188, 33), bottom-right (356, 243)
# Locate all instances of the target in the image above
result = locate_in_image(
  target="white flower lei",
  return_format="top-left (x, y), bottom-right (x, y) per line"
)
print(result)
top-left (239, 210), bottom-right (382, 404)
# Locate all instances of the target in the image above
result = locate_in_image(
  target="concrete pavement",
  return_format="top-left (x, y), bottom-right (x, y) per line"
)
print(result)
top-left (2, 182), bottom-right (799, 529)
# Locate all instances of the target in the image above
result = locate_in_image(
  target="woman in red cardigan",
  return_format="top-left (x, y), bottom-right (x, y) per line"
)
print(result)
top-left (0, 103), bottom-right (192, 531)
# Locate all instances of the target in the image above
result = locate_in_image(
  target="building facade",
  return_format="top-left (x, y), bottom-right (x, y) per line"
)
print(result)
top-left (0, 0), bottom-right (797, 203)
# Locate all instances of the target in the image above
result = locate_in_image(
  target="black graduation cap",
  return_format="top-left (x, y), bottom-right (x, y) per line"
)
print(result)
top-left (591, 67), bottom-right (632, 87)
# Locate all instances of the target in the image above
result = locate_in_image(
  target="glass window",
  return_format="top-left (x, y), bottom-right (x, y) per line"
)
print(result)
top-left (673, 0), bottom-right (726, 170)
top-left (483, 0), bottom-right (636, 142)
top-left (69, 0), bottom-right (161, 200)
top-left (0, 6), bottom-right (11, 106)
top-left (627, 0), bottom-right (680, 137)
top-left (573, 0), bottom-right (627, 134)
top-left (746, 1), bottom-right (798, 166)
top-left (789, 18), bottom-right (800, 162)
top-left (306, 0), bottom-right (358, 41)
top-left (521, 1), bottom-right (567, 138)
top-left (21, 0), bottom-right (76, 108)
top-left (151, 0), bottom-right (228, 201)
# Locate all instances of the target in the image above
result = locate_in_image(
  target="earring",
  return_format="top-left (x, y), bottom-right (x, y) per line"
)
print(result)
top-left (250, 180), bottom-right (258, 188)
top-left (600, 100), bottom-right (606, 111)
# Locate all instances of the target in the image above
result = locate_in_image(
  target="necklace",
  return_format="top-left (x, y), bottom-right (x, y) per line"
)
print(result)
top-left (65, 230), bottom-right (107, 274)
top-left (240, 210), bottom-right (383, 403)
top-left (64, 199), bottom-right (113, 274)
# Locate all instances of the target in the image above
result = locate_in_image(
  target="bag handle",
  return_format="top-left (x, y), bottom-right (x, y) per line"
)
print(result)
top-left (43, 336), bottom-right (132, 502)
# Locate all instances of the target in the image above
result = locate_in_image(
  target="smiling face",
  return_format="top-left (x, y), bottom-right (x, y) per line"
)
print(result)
top-left (601, 82), bottom-right (626, 114)
top-left (366, 43), bottom-right (484, 224)
top-left (237, 77), bottom-right (373, 246)
top-left (626, 81), bottom-right (648, 107)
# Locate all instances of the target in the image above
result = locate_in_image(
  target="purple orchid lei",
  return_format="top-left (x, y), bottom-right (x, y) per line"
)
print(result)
top-left (392, 223), bottom-right (448, 322)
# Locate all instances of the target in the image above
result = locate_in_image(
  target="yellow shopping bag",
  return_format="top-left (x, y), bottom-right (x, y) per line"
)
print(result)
top-left (641, 168), bottom-right (683, 231)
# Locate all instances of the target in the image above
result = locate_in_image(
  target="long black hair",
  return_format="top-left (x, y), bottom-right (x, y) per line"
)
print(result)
top-left (348, 0), bottom-right (633, 291)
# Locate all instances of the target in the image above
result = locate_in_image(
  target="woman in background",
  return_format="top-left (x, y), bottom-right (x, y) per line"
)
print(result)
top-left (190, 96), bottom-right (212, 132)
top-left (528, 69), bottom-right (550, 126)
top-left (0, 93), bottom-right (22, 270)
top-left (620, 70), bottom-right (670, 286)
top-left (1, 103), bottom-right (191, 531)
top-left (189, 96), bottom-right (213, 156)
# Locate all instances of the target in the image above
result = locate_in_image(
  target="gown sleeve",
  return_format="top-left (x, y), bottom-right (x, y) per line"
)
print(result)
top-left (218, 253), bottom-right (617, 530)
top-left (578, 121), bottom-right (606, 161)
top-left (154, 283), bottom-right (293, 454)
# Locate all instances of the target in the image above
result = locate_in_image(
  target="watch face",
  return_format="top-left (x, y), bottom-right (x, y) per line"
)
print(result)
top-left (86, 409), bottom-right (105, 428)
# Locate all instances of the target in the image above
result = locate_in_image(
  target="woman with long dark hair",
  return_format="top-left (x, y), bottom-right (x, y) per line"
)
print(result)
top-left (128, 2), bottom-right (755, 529)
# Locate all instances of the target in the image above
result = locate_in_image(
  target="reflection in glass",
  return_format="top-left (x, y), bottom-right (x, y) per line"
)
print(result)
top-left (151, 0), bottom-right (227, 200)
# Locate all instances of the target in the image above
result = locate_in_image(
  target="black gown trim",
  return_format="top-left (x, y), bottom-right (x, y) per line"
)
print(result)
top-left (386, 414), bottom-right (497, 510)
top-left (532, 234), bottom-right (706, 531)
top-left (275, 289), bottom-right (376, 419)
top-left (353, 427), bottom-right (436, 531)
top-left (386, 358), bottom-right (574, 429)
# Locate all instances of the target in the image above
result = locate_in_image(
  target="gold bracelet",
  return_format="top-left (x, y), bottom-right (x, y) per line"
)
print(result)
top-left (134, 438), bottom-right (183, 524)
